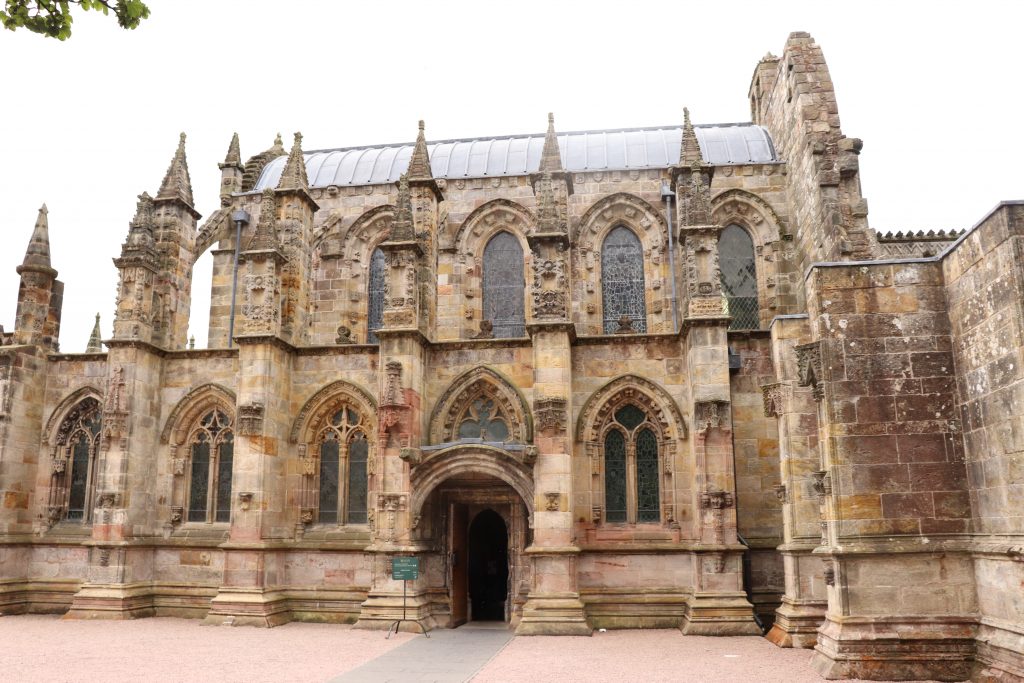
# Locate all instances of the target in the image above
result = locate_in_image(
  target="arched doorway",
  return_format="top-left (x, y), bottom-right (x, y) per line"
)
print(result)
top-left (468, 509), bottom-right (508, 621)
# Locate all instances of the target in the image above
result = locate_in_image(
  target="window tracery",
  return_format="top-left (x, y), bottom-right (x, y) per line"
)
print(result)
top-left (429, 367), bottom-right (531, 446)
top-left (601, 226), bottom-right (647, 333)
top-left (719, 224), bottom-right (758, 330)
top-left (48, 397), bottom-right (103, 523)
top-left (481, 231), bottom-right (525, 338)
top-left (185, 409), bottom-right (234, 523)
top-left (314, 405), bottom-right (370, 525)
top-left (601, 404), bottom-right (661, 524)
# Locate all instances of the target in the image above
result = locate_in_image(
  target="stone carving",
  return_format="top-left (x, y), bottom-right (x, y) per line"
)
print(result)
top-left (290, 380), bottom-right (376, 443)
top-left (299, 507), bottom-right (315, 525)
top-left (530, 250), bottom-right (569, 320)
top-left (795, 341), bottom-right (824, 401)
top-left (706, 552), bottom-right (726, 574)
top-left (45, 505), bottom-right (63, 528)
top-left (300, 456), bottom-right (317, 477)
top-left (335, 325), bottom-right (354, 344)
top-left (700, 489), bottom-right (734, 510)
top-left (523, 445), bottom-right (539, 466)
top-left (237, 402), bottom-right (265, 436)
top-left (613, 314), bottom-right (635, 334)
top-left (694, 400), bottom-right (729, 433)
top-left (534, 397), bottom-right (568, 434)
top-left (0, 363), bottom-right (11, 423)
top-left (377, 493), bottom-right (407, 542)
top-left (98, 548), bottom-right (111, 567)
top-left (171, 454), bottom-right (186, 476)
top-left (50, 454), bottom-right (66, 474)
top-left (98, 491), bottom-right (119, 509)
top-left (591, 505), bottom-right (602, 523)
top-left (169, 505), bottom-right (183, 524)
top-left (544, 492), bottom-right (561, 512)
top-left (761, 382), bottom-right (789, 418)
top-left (399, 447), bottom-right (422, 466)
top-left (774, 483), bottom-right (788, 503)
top-left (471, 320), bottom-right (494, 339)
top-left (811, 470), bottom-right (832, 499)
top-left (102, 366), bottom-right (129, 449)
top-left (238, 492), bottom-right (253, 511)
top-left (823, 561), bottom-right (836, 587)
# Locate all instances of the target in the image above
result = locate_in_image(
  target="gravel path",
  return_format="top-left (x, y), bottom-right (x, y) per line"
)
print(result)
top-left (0, 616), bottom-right (940, 683)
top-left (0, 615), bottom-right (413, 683)
top-left (473, 629), bottom-right (930, 683)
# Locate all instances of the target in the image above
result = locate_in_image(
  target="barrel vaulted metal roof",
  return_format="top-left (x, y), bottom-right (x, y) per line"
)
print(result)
top-left (253, 123), bottom-right (777, 190)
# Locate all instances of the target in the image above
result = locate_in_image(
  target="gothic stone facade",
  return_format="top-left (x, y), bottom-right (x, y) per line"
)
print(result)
top-left (1, 32), bottom-right (1022, 682)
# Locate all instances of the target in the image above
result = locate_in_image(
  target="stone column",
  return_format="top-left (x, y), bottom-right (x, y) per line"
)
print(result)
top-left (763, 315), bottom-right (826, 647)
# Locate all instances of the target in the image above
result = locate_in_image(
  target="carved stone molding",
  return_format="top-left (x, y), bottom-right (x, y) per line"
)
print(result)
top-left (300, 456), bottom-right (317, 477)
top-left (429, 366), bottom-right (532, 445)
top-left (795, 341), bottom-right (824, 401)
top-left (238, 492), bottom-right (254, 511)
top-left (811, 470), bottom-right (831, 499)
top-left (576, 374), bottom-right (687, 442)
top-left (591, 505), bottom-right (602, 524)
top-left (169, 505), bottom-right (183, 525)
top-left (534, 397), bottom-right (568, 434)
top-left (299, 507), bottom-right (315, 525)
top-left (544, 492), bottom-right (561, 512)
top-left (237, 402), bottom-right (265, 436)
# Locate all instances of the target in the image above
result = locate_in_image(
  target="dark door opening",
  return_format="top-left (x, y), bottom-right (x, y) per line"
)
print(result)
top-left (468, 509), bottom-right (508, 621)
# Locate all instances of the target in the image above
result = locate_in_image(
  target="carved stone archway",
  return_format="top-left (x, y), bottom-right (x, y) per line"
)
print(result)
top-left (428, 366), bottom-right (533, 445)
top-left (409, 444), bottom-right (535, 519)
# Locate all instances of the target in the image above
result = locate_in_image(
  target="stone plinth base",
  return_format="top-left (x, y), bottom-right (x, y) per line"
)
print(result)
top-left (811, 614), bottom-right (976, 681)
top-left (582, 589), bottom-right (688, 630)
top-left (516, 593), bottom-right (592, 636)
top-left (202, 588), bottom-right (290, 627)
top-left (680, 591), bottom-right (762, 636)
top-left (765, 597), bottom-right (826, 648)
top-left (63, 583), bottom-right (155, 620)
top-left (973, 620), bottom-right (1024, 682)
top-left (353, 590), bottom-right (437, 632)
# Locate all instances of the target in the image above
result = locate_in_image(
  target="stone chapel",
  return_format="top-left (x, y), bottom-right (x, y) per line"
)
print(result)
top-left (1, 32), bottom-right (1022, 681)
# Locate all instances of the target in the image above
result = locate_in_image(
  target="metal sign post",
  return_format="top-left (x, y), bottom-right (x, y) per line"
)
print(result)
top-left (386, 556), bottom-right (428, 638)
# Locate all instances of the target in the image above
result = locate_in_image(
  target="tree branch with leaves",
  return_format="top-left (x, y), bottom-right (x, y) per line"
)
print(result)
top-left (1, 0), bottom-right (149, 40)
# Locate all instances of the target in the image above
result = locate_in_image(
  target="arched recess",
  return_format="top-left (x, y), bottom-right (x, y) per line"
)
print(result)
top-left (574, 194), bottom-right (673, 335)
top-left (710, 189), bottom-right (787, 326)
top-left (43, 385), bottom-right (103, 446)
top-left (409, 444), bottom-right (535, 519)
top-left (290, 379), bottom-right (378, 444)
top-left (161, 383), bottom-right (237, 446)
top-left (576, 375), bottom-right (687, 444)
top-left (451, 200), bottom-right (534, 339)
top-left (310, 205), bottom-right (395, 345)
top-left (428, 366), bottom-right (533, 445)
top-left (575, 374), bottom-right (687, 527)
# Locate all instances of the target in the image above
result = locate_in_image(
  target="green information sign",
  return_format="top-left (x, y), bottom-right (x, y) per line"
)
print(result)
top-left (392, 556), bottom-right (419, 580)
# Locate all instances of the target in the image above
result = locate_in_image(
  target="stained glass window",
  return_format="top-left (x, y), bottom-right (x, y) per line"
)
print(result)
top-left (720, 224), bottom-right (758, 330)
top-left (636, 428), bottom-right (660, 523)
top-left (482, 231), bottom-right (525, 338)
top-left (314, 403), bottom-right (369, 525)
top-left (347, 433), bottom-right (368, 524)
top-left (188, 437), bottom-right (211, 522)
top-left (54, 398), bottom-right (102, 523)
top-left (601, 226), bottom-right (647, 333)
top-left (186, 409), bottom-right (233, 523)
top-left (66, 435), bottom-right (91, 521)
top-left (457, 398), bottom-right (509, 442)
top-left (615, 404), bottom-right (645, 431)
top-left (318, 436), bottom-right (340, 524)
top-left (368, 247), bottom-right (386, 344)
top-left (604, 429), bottom-right (627, 523)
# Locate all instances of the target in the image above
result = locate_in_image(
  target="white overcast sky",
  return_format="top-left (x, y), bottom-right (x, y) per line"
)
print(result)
top-left (1, 0), bottom-right (1021, 351)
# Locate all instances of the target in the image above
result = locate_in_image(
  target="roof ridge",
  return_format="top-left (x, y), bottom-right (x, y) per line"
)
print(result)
top-left (302, 121), bottom-right (759, 156)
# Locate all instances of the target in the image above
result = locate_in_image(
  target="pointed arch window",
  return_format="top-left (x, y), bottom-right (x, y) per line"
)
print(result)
top-left (316, 405), bottom-right (369, 525)
top-left (719, 224), bottom-right (758, 330)
top-left (602, 404), bottom-right (660, 524)
top-left (186, 409), bottom-right (234, 523)
top-left (601, 226), bottom-right (647, 333)
top-left (482, 231), bottom-right (525, 338)
top-left (49, 397), bottom-right (103, 523)
top-left (367, 247), bottom-right (386, 344)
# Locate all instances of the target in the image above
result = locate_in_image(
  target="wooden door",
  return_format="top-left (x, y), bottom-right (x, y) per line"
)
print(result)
top-left (450, 502), bottom-right (468, 626)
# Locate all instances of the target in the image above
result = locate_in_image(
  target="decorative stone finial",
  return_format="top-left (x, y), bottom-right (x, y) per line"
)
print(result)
top-left (681, 107), bottom-right (702, 166)
top-left (156, 132), bottom-right (194, 207)
top-left (538, 112), bottom-right (563, 173)
top-left (86, 313), bottom-right (102, 353)
top-left (247, 189), bottom-right (280, 251)
top-left (276, 132), bottom-right (308, 191)
top-left (19, 203), bottom-right (53, 273)
top-left (391, 173), bottom-right (414, 241)
top-left (223, 132), bottom-right (241, 166)
top-left (406, 119), bottom-right (433, 181)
